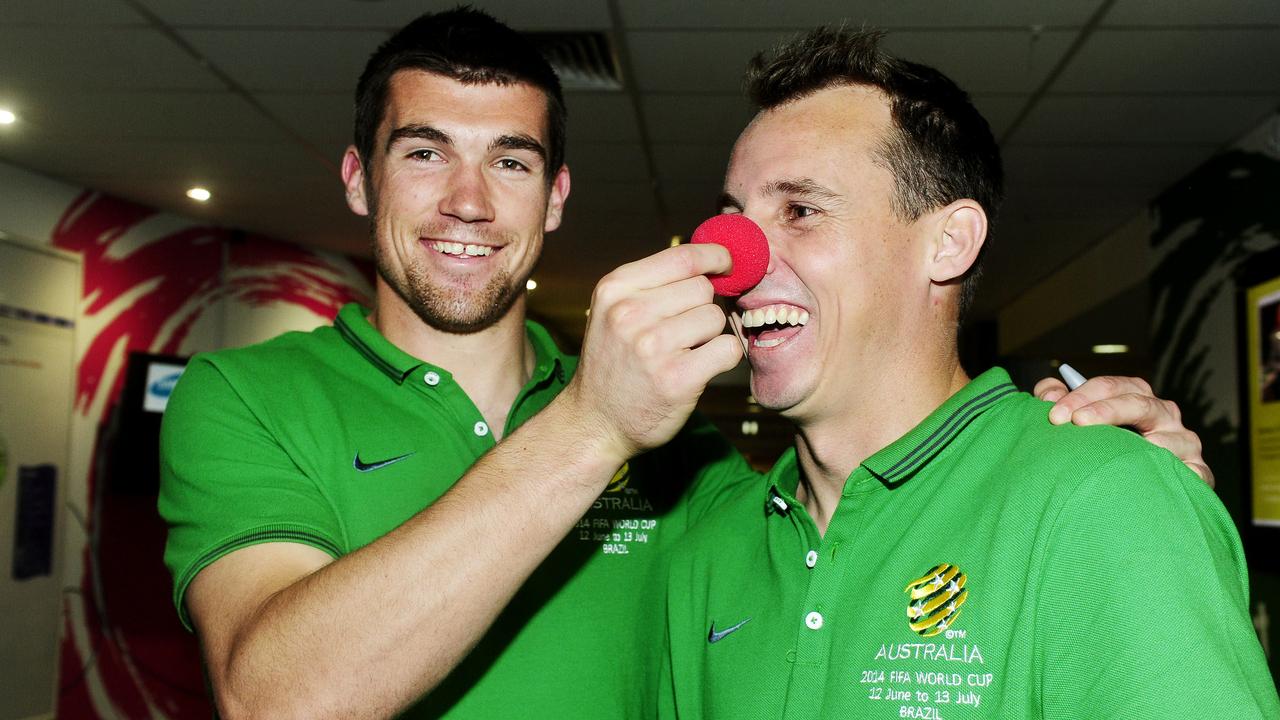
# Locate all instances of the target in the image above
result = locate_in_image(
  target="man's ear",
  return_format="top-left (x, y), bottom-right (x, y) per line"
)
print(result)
top-left (341, 146), bottom-right (370, 217)
top-left (927, 199), bottom-right (987, 284)
top-left (543, 164), bottom-right (571, 233)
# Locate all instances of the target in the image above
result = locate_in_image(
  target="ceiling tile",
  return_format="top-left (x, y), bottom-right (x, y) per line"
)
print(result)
top-left (178, 29), bottom-right (386, 93)
top-left (2, 0), bottom-right (145, 25)
top-left (563, 93), bottom-right (642, 143)
top-left (257, 92), bottom-right (354, 146)
top-left (6, 90), bottom-right (283, 141)
top-left (1056, 29), bottom-right (1280, 93)
top-left (880, 30), bottom-right (1077, 94)
top-left (1002, 145), bottom-right (1213, 192)
top-left (627, 31), bottom-right (795, 93)
top-left (628, 29), bottom-right (1077, 95)
top-left (643, 94), bottom-right (754, 143)
top-left (1104, 0), bottom-right (1280, 26)
top-left (619, 0), bottom-right (1105, 30)
top-left (1010, 95), bottom-right (1278, 145)
top-left (652, 144), bottom-right (735, 185)
top-left (564, 143), bottom-right (650, 183)
top-left (972, 94), bottom-right (1031, 138)
top-left (0, 27), bottom-right (223, 92)
top-left (141, 0), bottom-right (610, 30)
top-left (2, 138), bottom-right (329, 188)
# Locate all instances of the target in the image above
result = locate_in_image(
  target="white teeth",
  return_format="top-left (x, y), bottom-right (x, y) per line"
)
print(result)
top-left (431, 241), bottom-right (495, 257)
top-left (739, 304), bottom-right (810, 328)
top-left (753, 337), bottom-right (785, 348)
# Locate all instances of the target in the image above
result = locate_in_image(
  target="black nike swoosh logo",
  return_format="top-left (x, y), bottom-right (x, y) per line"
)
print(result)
top-left (353, 452), bottom-right (415, 472)
top-left (707, 617), bottom-right (751, 644)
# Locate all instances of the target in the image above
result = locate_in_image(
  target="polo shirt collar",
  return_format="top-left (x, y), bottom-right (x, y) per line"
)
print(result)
top-left (859, 367), bottom-right (1017, 488)
top-left (334, 303), bottom-right (567, 386)
top-left (764, 367), bottom-right (1018, 513)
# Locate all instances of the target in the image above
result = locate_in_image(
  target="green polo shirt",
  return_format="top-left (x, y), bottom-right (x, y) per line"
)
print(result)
top-left (159, 303), bottom-right (755, 719)
top-left (661, 368), bottom-right (1279, 719)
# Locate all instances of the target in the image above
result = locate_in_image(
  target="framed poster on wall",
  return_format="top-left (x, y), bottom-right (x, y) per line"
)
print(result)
top-left (1240, 244), bottom-right (1280, 563)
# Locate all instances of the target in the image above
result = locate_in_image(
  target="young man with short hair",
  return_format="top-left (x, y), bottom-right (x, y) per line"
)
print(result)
top-left (660, 28), bottom-right (1278, 719)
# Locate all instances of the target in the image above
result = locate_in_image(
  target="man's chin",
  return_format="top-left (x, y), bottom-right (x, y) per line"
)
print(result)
top-left (410, 297), bottom-right (514, 334)
top-left (749, 374), bottom-right (809, 415)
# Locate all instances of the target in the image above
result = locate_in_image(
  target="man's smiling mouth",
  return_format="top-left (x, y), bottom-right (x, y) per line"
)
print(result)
top-left (738, 303), bottom-right (810, 348)
top-left (427, 240), bottom-right (498, 257)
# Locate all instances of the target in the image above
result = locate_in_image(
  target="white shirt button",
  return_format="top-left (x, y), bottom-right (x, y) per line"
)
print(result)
top-left (423, 371), bottom-right (441, 386)
top-left (805, 611), bottom-right (824, 630)
top-left (473, 421), bottom-right (490, 437)
top-left (805, 550), bottom-right (818, 568)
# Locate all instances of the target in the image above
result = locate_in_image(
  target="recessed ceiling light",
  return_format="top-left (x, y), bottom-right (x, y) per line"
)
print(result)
top-left (186, 187), bottom-right (211, 202)
top-left (0, 109), bottom-right (16, 125)
top-left (526, 278), bottom-right (537, 291)
top-left (1091, 344), bottom-right (1129, 354)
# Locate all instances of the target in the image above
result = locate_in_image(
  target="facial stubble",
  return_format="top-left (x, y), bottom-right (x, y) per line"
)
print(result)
top-left (370, 208), bottom-right (530, 335)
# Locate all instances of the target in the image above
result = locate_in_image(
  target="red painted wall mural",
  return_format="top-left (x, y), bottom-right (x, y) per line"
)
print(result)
top-left (48, 190), bottom-right (372, 718)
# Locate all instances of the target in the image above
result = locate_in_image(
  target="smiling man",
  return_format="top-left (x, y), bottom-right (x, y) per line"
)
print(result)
top-left (159, 11), bottom-right (750, 719)
top-left (660, 28), bottom-right (1279, 719)
top-left (159, 9), bottom-right (1223, 720)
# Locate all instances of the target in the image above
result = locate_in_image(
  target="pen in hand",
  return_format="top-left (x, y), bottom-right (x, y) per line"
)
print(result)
top-left (1058, 363), bottom-right (1087, 391)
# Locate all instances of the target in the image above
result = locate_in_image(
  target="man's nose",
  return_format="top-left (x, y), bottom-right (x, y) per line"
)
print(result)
top-left (439, 165), bottom-right (495, 223)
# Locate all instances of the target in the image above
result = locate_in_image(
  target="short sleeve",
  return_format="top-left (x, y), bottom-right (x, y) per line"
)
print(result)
top-left (158, 356), bottom-right (344, 630)
top-left (1037, 449), bottom-right (1280, 717)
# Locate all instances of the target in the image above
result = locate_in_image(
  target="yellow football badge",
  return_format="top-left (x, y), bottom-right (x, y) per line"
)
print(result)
top-left (904, 563), bottom-right (968, 637)
top-left (605, 462), bottom-right (631, 493)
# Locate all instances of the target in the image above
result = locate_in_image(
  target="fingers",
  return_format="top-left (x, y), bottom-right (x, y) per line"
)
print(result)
top-left (633, 304), bottom-right (729, 361)
top-left (1134, 430), bottom-right (1204, 470)
top-left (1046, 375), bottom-right (1157, 425)
top-left (1187, 462), bottom-right (1215, 488)
top-left (1044, 375), bottom-right (1215, 488)
top-left (675, 334), bottom-right (744, 387)
top-left (1033, 377), bottom-right (1068, 404)
top-left (1058, 393), bottom-right (1180, 434)
top-left (571, 245), bottom-right (739, 458)
top-left (625, 275), bottom-right (717, 322)
top-left (599, 243), bottom-right (730, 298)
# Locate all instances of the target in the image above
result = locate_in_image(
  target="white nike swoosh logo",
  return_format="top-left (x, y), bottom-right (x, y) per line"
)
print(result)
top-left (707, 617), bottom-right (751, 644)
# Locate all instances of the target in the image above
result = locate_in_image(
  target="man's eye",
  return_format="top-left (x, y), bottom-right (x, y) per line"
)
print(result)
top-left (495, 158), bottom-right (528, 172)
top-left (787, 204), bottom-right (818, 220)
top-left (408, 149), bottom-right (440, 162)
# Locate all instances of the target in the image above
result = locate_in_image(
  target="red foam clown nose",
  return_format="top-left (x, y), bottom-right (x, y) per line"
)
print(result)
top-left (689, 214), bottom-right (769, 297)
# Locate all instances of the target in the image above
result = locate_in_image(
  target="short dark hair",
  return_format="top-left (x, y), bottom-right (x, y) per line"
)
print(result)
top-left (354, 7), bottom-right (566, 182)
top-left (744, 27), bottom-right (1003, 316)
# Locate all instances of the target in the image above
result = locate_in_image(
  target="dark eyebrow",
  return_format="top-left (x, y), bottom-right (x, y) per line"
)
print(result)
top-left (489, 133), bottom-right (547, 163)
top-left (762, 178), bottom-right (842, 203)
top-left (386, 124), bottom-right (451, 153)
top-left (717, 192), bottom-right (743, 212)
